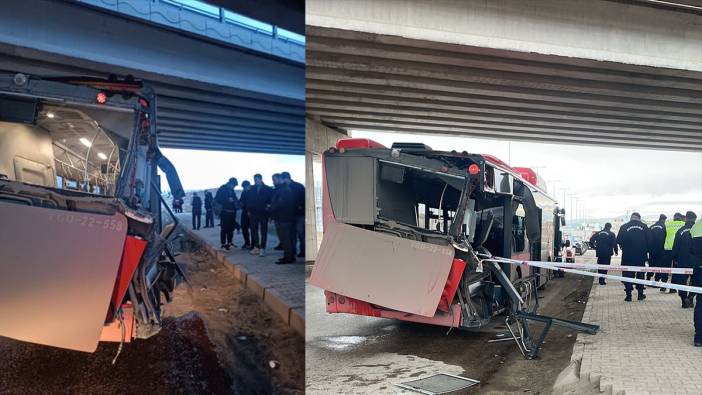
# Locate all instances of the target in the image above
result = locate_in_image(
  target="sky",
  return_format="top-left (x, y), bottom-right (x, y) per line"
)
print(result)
top-left (352, 130), bottom-right (702, 222)
top-left (159, 148), bottom-right (305, 192)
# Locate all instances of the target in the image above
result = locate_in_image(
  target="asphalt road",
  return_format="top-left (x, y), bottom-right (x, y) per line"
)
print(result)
top-left (306, 260), bottom-right (593, 394)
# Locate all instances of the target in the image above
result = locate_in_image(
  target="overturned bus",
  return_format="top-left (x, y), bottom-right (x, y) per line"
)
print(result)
top-left (310, 138), bottom-right (592, 359)
top-left (0, 72), bottom-right (186, 353)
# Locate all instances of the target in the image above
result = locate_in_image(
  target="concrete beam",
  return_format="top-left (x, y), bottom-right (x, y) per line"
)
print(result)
top-left (307, 33), bottom-right (702, 91)
top-left (326, 121), bottom-right (700, 151)
top-left (306, 101), bottom-right (702, 135)
top-left (158, 140), bottom-right (302, 155)
top-left (307, 0), bottom-right (702, 72)
top-left (306, 83), bottom-right (702, 124)
top-left (158, 118), bottom-right (301, 134)
top-left (304, 24), bottom-right (701, 152)
top-left (309, 115), bottom-right (701, 148)
top-left (157, 105), bottom-right (303, 127)
top-left (307, 69), bottom-right (702, 115)
top-left (305, 92), bottom-right (702, 130)
top-left (158, 126), bottom-right (305, 142)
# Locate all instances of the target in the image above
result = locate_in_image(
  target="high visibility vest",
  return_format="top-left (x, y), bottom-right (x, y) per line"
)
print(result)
top-left (692, 222), bottom-right (702, 239)
top-left (664, 220), bottom-right (686, 250)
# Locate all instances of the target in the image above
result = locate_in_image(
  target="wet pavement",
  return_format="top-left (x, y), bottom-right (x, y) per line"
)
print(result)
top-left (306, 271), bottom-right (592, 394)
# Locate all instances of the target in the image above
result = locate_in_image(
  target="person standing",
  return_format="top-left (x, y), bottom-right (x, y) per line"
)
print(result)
top-left (248, 174), bottom-right (273, 257)
top-left (215, 177), bottom-right (238, 250)
top-left (664, 212), bottom-right (686, 293)
top-left (647, 214), bottom-right (667, 284)
top-left (191, 192), bottom-right (202, 230)
top-left (281, 172), bottom-right (306, 259)
top-left (589, 222), bottom-right (618, 285)
top-left (689, 214), bottom-right (702, 346)
top-left (204, 190), bottom-right (214, 228)
top-left (239, 180), bottom-right (253, 249)
top-left (272, 173), bottom-right (284, 251)
top-left (271, 174), bottom-right (297, 264)
top-left (673, 211), bottom-right (697, 308)
top-left (617, 212), bottom-right (650, 302)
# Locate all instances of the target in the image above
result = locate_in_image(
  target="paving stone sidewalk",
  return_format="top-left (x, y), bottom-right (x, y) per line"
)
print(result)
top-left (175, 213), bottom-right (305, 334)
top-left (570, 254), bottom-right (702, 395)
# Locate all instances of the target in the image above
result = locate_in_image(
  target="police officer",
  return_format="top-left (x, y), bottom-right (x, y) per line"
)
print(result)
top-left (664, 213), bottom-right (686, 293)
top-left (648, 214), bottom-right (667, 284)
top-left (673, 211), bottom-right (697, 308)
top-left (589, 222), bottom-right (618, 285)
top-left (690, 214), bottom-right (702, 346)
top-left (215, 177), bottom-right (238, 250)
top-left (617, 212), bottom-right (650, 302)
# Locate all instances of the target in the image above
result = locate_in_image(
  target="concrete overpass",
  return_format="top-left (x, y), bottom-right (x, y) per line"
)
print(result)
top-left (304, 0), bottom-right (702, 261)
top-left (0, 0), bottom-right (304, 155)
top-left (306, 0), bottom-right (702, 152)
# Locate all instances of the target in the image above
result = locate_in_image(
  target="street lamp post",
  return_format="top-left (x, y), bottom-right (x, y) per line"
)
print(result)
top-left (568, 193), bottom-right (577, 224)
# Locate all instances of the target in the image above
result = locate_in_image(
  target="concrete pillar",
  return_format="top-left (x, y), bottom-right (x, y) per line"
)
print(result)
top-left (305, 118), bottom-right (348, 262)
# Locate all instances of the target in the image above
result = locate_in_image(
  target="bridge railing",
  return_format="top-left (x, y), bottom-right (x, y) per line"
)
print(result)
top-left (77, 0), bottom-right (305, 63)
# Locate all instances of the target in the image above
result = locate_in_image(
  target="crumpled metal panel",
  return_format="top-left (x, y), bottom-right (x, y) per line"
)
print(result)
top-left (310, 222), bottom-right (455, 317)
top-left (0, 202), bottom-right (127, 352)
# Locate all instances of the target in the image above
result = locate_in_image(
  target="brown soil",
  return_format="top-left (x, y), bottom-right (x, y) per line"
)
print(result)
top-left (167, 246), bottom-right (304, 394)
top-left (0, 245), bottom-right (304, 395)
top-left (469, 274), bottom-right (594, 394)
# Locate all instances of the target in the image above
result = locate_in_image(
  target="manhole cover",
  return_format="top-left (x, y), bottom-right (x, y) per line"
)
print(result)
top-left (395, 373), bottom-right (479, 394)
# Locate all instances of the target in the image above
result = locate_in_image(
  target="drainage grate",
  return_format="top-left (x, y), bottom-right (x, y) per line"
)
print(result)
top-left (395, 373), bottom-right (480, 394)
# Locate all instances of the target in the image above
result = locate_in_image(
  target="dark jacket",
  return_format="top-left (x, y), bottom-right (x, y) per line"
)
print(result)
top-left (648, 220), bottom-right (666, 254)
top-left (239, 188), bottom-right (252, 214)
top-left (204, 192), bottom-right (213, 210)
top-left (245, 184), bottom-right (274, 215)
top-left (616, 220), bottom-right (649, 265)
top-left (590, 229), bottom-right (618, 258)
top-left (215, 184), bottom-right (238, 213)
top-left (270, 184), bottom-right (297, 222)
top-left (673, 222), bottom-right (695, 268)
top-left (191, 195), bottom-right (202, 212)
top-left (691, 223), bottom-right (702, 270)
top-left (290, 180), bottom-right (305, 216)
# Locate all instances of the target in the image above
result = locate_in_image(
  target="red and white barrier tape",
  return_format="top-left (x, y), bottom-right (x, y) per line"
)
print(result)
top-left (544, 261), bottom-right (691, 275)
top-left (482, 257), bottom-right (702, 294)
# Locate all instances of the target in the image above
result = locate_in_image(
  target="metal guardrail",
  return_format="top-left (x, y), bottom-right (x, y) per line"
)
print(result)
top-left (77, 0), bottom-right (305, 63)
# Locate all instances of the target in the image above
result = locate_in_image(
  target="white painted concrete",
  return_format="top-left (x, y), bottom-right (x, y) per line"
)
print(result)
top-left (307, 0), bottom-right (702, 72)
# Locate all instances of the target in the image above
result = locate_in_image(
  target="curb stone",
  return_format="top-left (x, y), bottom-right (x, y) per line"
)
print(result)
top-left (183, 228), bottom-right (304, 336)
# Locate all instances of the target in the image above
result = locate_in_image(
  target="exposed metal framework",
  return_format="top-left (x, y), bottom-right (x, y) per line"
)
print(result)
top-left (306, 26), bottom-right (702, 152)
